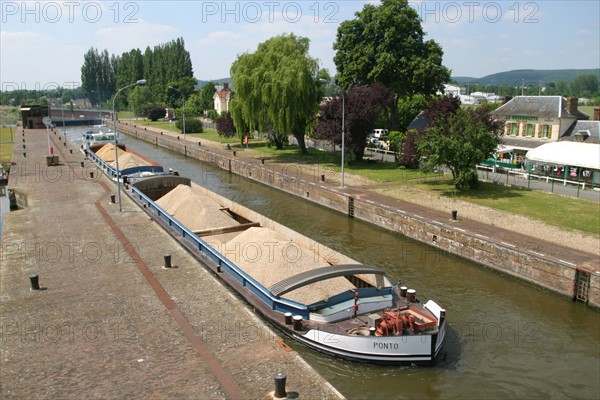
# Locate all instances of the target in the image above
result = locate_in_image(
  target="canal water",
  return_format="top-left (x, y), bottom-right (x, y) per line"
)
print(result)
top-left (71, 130), bottom-right (599, 400)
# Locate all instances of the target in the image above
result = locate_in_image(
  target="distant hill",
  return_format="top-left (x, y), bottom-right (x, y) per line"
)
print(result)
top-left (452, 69), bottom-right (600, 86)
top-left (196, 78), bottom-right (231, 88)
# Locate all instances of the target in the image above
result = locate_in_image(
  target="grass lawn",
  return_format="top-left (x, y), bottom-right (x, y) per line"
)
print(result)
top-left (0, 127), bottom-right (16, 164)
top-left (412, 178), bottom-right (600, 234)
top-left (579, 106), bottom-right (596, 117)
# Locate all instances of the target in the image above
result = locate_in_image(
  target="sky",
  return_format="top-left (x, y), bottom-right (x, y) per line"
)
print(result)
top-left (1, 0), bottom-right (599, 91)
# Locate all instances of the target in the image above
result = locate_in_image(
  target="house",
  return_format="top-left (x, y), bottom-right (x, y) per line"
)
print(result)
top-left (490, 96), bottom-right (590, 150)
top-left (490, 98), bottom-right (600, 188)
top-left (213, 83), bottom-right (233, 114)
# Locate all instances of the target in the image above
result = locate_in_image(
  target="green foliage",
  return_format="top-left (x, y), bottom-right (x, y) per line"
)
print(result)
top-left (128, 86), bottom-right (154, 116)
top-left (206, 109), bottom-right (219, 122)
top-left (396, 95), bottom-right (428, 132)
top-left (418, 108), bottom-right (500, 190)
top-left (199, 82), bottom-right (217, 111)
top-left (176, 117), bottom-right (203, 133)
top-left (387, 130), bottom-right (404, 153)
top-left (230, 33), bottom-right (321, 153)
top-left (570, 74), bottom-right (599, 97)
top-left (142, 104), bottom-right (166, 121)
top-left (81, 48), bottom-right (116, 105)
top-left (333, 0), bottom-right (450, 128)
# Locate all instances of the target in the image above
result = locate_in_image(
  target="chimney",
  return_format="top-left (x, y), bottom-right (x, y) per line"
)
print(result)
top-left (566, 96), bottom-right (578, 117)
top-left (594, 107), bottom-right (600, 121)
top-left (223, 82), bottom-right (229, 91)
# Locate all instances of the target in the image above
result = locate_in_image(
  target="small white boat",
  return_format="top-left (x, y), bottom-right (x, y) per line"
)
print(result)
top-left (81, 127), bottom-right (119, 151)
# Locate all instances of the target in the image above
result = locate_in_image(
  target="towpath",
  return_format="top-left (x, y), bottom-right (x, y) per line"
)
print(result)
top-left (1, 127), bottom-right (343, 399)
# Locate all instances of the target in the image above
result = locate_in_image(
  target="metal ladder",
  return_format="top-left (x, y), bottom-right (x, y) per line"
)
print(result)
top-left (574, 269), bottom-right (590, 304)
top-left (348, 197), bottom-right (355, 218)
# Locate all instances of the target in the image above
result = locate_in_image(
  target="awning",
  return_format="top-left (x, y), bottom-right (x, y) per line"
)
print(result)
top-left (525, 142), bottom-right (600, 170)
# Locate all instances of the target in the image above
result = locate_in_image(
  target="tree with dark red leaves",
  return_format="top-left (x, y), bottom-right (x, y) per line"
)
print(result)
top-left (314, 83), bottom-right (394, 161)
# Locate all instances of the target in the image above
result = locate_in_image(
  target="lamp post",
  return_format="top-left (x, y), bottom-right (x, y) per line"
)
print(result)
top-left (112, 79), bottom-right (146, 212)
top-left (340, 90), bottom-right (345, 189)
top-left (168, 86), bottom-right (186, 157)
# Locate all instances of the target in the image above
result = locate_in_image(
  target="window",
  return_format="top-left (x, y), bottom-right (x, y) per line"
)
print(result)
top-left (525, 124), bottom-right (535, 137)
top-left (508, 123), bottom-right (518, 136)
top-left (541, 125), bottom-right (552, 139)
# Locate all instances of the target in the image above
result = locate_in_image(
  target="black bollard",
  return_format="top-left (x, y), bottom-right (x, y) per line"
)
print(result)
top-left (70, 149), bottom-right (73, 154)
top-left (90, 172), bottom-right (94, 179)
top-left (22, 144), bottom-right (25, 149)
top-left (110, 194), bottom-right (116, 203)
top-left (30, 275), bottom-right (40, 290)
top-left (233, 151), bottom-right (236, 156)
top-left (261, 159), bottom-right (265, 165)
top-left (80, 161), bottom-right (84, 168)
top-left (23, 152), bottom-right (26, 158)
top-left (164, 254), bottom-right (172, 269)
top-left (321, 174), bottom-right (325, 182)
top-left (273, 372), bottom-right (287, 399)
top-left (198, 141), bottom-right (201, 146)
top-left (451, 210), bottom-right (458, 220)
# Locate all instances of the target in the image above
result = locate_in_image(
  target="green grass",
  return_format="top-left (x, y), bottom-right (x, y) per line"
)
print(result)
top-left (0, 127), bottom-right (15, 164)
top-left (412, 178), bottom-right (600, 234)
top-left (580, 106), bottom-right (597, 118)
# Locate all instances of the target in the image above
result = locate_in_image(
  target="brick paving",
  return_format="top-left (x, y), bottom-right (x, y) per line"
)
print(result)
top-left (1, 128), bottom-right (343, 399)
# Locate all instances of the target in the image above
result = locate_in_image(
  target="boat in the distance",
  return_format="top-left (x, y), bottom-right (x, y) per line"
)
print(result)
top-left (81, 126), bottom-right (119, 151)
top-left (87, 142), bottom-right (447, 364)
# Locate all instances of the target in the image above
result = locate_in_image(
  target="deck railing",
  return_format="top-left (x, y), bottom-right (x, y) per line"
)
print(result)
top-left (130, 185), bottom-right (310, 318)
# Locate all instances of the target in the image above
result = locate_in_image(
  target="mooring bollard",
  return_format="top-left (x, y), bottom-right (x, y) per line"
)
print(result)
top-left (70, 149), bottom-right (73, 154)
top-left (164, 254), bottom-right (172, 269)
top-left (451, 210), bottom-right (458, 220)
top-left (90, 171), bottom-right (94, 179)
top-left (261, 159), bottom-right (265, 165)
top-left (110, 194), bottom-right (116, 204)
top-left (80, 161), bottom-right (84, 168)
top-left (321, 174), bottom-right (325, 182)
top-left (198, 141), bottom-right (201, 146)
top-left (273, 372), bottom-right (287, 399)
top-left (233, 151), bottom-right (236, 156)
top-left (23, 152), bottom-right (26, 158)
top-left (284, 312), bottom-right (292, 325)
top-left (30, 275), bottom-right (40, 291)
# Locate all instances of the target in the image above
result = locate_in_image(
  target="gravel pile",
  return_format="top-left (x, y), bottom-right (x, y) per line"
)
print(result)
top-left (107, 152), bottom-right (152, 169)
top-left (227, 227), bottom-right (356, 305)
top-left (156, 184), bottom-right (240, 232)
top-left (95, 143), bottom-right (125, 162)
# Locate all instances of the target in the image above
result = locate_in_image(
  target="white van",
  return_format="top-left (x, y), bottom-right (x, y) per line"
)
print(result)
top-left (371, 129), bottom-right (388, 139)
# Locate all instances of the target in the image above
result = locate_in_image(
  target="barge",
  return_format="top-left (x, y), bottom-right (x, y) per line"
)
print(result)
top-left (88, 143), bottom-right (447, 364)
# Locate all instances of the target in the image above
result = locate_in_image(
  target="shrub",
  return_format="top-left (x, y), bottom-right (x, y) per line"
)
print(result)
top-left (142, 104), bottom-right (166, 121)
top-left (176, 117), bottom-right (203, 133)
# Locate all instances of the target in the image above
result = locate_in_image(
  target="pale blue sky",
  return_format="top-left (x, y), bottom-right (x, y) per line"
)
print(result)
top-left (1, 1), bottom-right (599, 90)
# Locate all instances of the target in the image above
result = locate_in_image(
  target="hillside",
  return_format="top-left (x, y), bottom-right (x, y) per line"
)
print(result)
top-left (452, 69), bottom-right (599, 86)
top-left (196, 78), bottom-right (231, 88)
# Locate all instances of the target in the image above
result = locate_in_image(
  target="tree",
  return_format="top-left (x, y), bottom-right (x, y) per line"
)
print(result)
top-left (216, 112), bottom-right (237, 138)
top-left (142, 104), bottom-right (166, 121)
top-left (199, 82), bottom-right (217, 112)
top-left (128, 86), bottom-right (153, 116)
top-left (314, 83), bottom-right (395, 161)
top-left (333, 0), bottom-right (451, 129)
top-left (570, 74), bottom-right (599, 97)
top-left (417, 106), bottom-right (502, 190)
top-left (177, 117), bottom-right (202, 133)
top-left (230, 33), bottom-right (321, 152)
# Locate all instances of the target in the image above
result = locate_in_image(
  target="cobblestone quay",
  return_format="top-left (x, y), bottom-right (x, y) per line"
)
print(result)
top-left (1, 127), bottom-right (343, 399)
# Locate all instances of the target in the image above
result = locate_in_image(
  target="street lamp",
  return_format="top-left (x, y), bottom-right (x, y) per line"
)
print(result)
top-left (168, 86), bottom-right (186, 157)
top-left (340, 90), bottom-right (345, 189)
top-left (320, 79), bottom-right (346, 188)
top-left (112, 79), bottom-right (146, 212)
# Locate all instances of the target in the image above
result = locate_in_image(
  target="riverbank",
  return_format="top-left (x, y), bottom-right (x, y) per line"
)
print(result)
top-left (1, 127), bottom-right (344, 399)
top-left (114, 121), bottom-right (600, 308)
